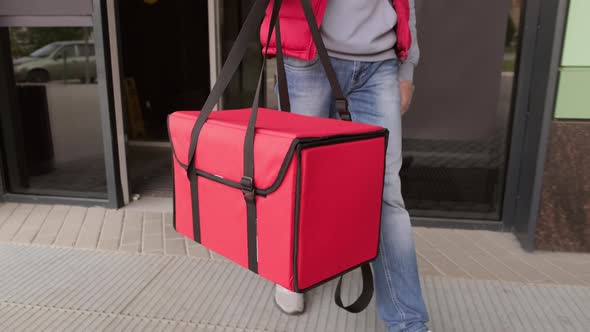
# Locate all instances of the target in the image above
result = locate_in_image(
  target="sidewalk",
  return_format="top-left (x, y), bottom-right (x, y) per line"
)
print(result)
top-left (1, 201), bottom-right (589, 331)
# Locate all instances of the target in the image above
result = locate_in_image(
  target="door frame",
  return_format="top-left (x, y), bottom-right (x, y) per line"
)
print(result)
top-left (208, 0), bottom-right (222, 110)
top-left (501, 0), bottom-right (570, 250)
top-left (105, 0), bottom-right (130, 206)
top-left (108, 0), bottom-right (221, 203)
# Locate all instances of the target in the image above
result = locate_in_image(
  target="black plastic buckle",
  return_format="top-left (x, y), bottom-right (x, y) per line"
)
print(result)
top-left (240, 176), bottom-right (256, 200)
top-left (335, 98), bottom-right (352, 121)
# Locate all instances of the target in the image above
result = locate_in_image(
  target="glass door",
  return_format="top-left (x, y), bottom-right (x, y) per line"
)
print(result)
top-left (0, 0), bottom-right (123, 207)
top-left (0, 26), bottom-right (108, 199)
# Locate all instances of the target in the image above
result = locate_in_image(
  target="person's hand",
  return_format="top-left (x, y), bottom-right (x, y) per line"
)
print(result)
top-left (400, 80), bottom-right (415, 115)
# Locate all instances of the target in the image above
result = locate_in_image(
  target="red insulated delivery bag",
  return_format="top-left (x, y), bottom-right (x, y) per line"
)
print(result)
top-left (168, 0), bottom-right (387, 313)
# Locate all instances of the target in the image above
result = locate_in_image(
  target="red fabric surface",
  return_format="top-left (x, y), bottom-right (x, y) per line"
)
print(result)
top-left (169, 108), bottom-right (385, 291)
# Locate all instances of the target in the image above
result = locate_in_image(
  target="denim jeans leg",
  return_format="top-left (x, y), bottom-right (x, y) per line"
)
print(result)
top-left (346, 59), bottom-right (430, 332)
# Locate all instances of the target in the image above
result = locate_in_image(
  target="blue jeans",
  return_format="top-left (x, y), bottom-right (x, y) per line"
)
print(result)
top-left (279, 56), bottom-right (430, 332)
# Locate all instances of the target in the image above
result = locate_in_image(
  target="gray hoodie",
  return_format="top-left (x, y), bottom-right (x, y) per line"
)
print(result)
top-left (320, 0), bottom-right (419, 81)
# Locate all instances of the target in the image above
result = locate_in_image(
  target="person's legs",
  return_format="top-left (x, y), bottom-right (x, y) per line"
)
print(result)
top-left (347, 59), bottom-right (429, 332)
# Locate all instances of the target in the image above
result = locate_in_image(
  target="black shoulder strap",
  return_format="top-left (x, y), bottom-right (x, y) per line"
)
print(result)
top-left (186, 0), bottom-right (352, 176)
top-left (334, 263), bottom-right (375, 313)
top-left (185, 0), bottom-right (271, 176)
top-left (242, 0), bottom-right (285, 273)
top-left (274, 12), bottom-right (290, 113)
top-left (295, 0), bottom-right (351, 120)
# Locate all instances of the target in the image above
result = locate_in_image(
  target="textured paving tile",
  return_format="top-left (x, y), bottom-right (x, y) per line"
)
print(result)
top-left (121, 211), bottom-right (143, 246)
top-left (0, 203), bottom-right (19, 228)
top-left (541, 254), bottom-right (590, 285)
top-left (120, 242), bottom-right (141, 254)
top-left (75, 207), bottom-right (106, 249)
top-left (10, 205), bottom-right (53, 244)
top-left (120, 256), bottom-right (386, 332)
top-left (187, 241), bottom-right (210, 258)
top-left (2, 203), bottom-right (590, 289)
top-left (125, 197), bottom-right (173, 213)
top-left (32, 205), bottom-right (71, 246)
top-left (165, 239), bottom-right (187, 256)
top-left (519, 254), bottom-right (587, 286)
top-left (210, 251), bottom-right (228, 261)
top-left (143, 212), bottom-right (163, 236)
top-left (416, 246), bottom-right (470, 278)
top-left (448, 254), bottom-right (498, 280)
top-left (97, 210), bottom-right (124, 251)
top-left (1, 244), bottom-right (590, 332)
top-left (0, 303), bottom-right (252, 332)
top-left (416, 254), bottom-right (440, 275)
top-left (53, 207), bottom-right (88, 247)
top-left (164, 213), bottom-right (183, 240)
top-left (143, 235), bottom-right (164, 254)
top-left (0, 244), bottom-right (169, 314)
top-left (98, 239), bottom-right (121, 252)
top-left (0, 204), bottom-right (34, 242)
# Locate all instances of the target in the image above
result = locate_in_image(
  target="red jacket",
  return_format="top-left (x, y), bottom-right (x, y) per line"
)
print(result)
top-left (260, 0), bottom-right (412, 62)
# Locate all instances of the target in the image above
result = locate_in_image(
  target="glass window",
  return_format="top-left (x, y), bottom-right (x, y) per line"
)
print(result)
top-left (55, 44), bottom-right (77, 59)
top-left (29, 43), bottom-right (62, 58)
top-left (399, 0), bottom-right (524, 220)
top-left (1, 27), bottom-right (106, 198)
top-left (77, 43), bottom-right (95, 57)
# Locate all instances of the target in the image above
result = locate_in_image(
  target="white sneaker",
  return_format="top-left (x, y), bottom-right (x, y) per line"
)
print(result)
top-left (274, 284), bottom-right (305, 315)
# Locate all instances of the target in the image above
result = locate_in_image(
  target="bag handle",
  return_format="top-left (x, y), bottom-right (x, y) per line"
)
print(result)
top-left (274, 8), bottom-right (290, 113)
top-left (294, 0), bottom-right (351, 120)
top-left (185, 0), bottom-right (352, 176)
top-left (272, 0), bottom-right (351, 119)
top-left (334, 263), bottom-right (375, 313)
top-left (185, 0), bottom-right (272, 177)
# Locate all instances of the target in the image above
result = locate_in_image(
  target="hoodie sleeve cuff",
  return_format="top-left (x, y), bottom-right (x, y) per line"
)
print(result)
top-left (399, 62), bottom-right (415, 82)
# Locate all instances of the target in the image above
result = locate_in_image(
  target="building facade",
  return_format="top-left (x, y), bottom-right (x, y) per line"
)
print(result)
top-left (535, 0), bottom-right (590, 252)
top-left (0, 0), bottom-right (586, 251)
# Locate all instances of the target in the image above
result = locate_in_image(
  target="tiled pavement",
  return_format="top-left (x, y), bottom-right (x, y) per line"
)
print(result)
top-left (1, 201), bottom-right (589, 331)
top-left (1, 202), bottom-right (588, 287)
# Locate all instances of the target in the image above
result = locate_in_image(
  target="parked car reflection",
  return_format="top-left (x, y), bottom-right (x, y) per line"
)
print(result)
top-left (13, 41), bottom-right (96, 83)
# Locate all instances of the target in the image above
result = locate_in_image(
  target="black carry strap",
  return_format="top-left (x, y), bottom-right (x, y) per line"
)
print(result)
top-left (183, 0), bottom-right (284, 271)
top-left (243, 0), bottom-right (284, 273)
top-left (242, 0), bottom-right (354, 275)
top-left (184, 0), bottom-right (275, 247)
top-left (334, 263), bottom-right (374, 313)
top-left (296, 0), bottom-right (351, 120)
top-left (188, 169), bottom-right (201, 242)
top-left (184, 0), bottom-right (269, 243)
top-left (274, 15), bottom-right (291, 113)
top-left (185, 0), bottom-right (270, 176)
top-left (186, 0), bottom-right (350, 175)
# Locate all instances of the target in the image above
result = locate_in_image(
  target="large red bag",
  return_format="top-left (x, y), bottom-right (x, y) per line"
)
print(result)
top-left (168, 0), bottom-right (387, 313)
